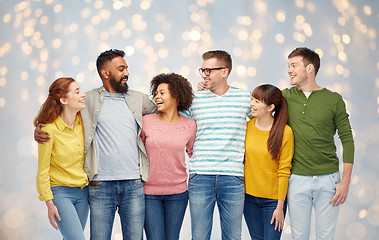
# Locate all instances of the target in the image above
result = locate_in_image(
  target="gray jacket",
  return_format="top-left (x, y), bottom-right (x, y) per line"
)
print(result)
top-left (81, 87), bottom-right (156, 181)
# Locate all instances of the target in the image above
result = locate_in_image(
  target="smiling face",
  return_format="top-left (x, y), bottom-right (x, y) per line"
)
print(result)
top-left (104, 56), bottom-right (129, 93)
top-left (154, 83), bottom-right (178, 113)
top-left (287, 56), bottom-right (310, 87)
top-left (250, 97), bottom-right (273, 119)
top-left (200, 57), bottom-right (228, 92)
top-left (60, 81), bottom-right (86, 112)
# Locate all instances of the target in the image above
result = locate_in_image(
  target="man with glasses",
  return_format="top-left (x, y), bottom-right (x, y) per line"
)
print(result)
top-left (182, 50), bottom-right (251, 239)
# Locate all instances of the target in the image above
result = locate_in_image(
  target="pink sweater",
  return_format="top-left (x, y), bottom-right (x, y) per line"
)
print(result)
top-left (141, 114), bottom-right (197, 195)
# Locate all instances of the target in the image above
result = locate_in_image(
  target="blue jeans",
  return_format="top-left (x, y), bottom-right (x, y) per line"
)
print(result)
top-left (89, 180), bottom-right (145, 240)
top-left (144, 191), bottom-right (188, 240)
top-left (243, 194), bottom-right (287, 240)
top-left (287, 172), bottom-right (341, 240)
top-left (51, 186), bottom-right (89, 240)
top-left (188, 174), bottom-right (245, 240)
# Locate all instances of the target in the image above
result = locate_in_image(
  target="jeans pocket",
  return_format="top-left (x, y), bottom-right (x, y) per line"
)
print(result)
top-left (89, 181), bottom-right (104, 189)
top-left (188, 173), bottom-right (198, 182)
top-left (131, 179), bottom-right (144, 188)
top-left (51, 186), bottom-right (65, 197)
top-left (329, 172), bottom-right (341, 187)
top-left (51, 186), bottom-right (64, 192)
top-left (288, 174), bottom-right (297, 185)
top-left (233, 175), bottom-right (244, 184)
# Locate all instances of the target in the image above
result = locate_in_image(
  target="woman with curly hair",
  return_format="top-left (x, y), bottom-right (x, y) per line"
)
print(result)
top-left (141, 73), bottom-right (196, 240)
top-left (34, 77), bottom-right (89, 240)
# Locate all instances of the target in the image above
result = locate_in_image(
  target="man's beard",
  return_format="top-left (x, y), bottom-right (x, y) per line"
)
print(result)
top-left (110, 75), bottom-right (129, 93)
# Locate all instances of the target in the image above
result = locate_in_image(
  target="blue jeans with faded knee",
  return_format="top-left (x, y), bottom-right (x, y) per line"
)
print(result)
top-left (51, 186), bottom-right (89, 240)
top-left (188, 174), bottom-right (245, 240)
top-left (89, 179), bottom-right (145, 240)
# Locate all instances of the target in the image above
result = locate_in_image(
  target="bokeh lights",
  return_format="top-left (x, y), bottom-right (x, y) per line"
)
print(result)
top-left (1, 0), bottom-right (379, 239)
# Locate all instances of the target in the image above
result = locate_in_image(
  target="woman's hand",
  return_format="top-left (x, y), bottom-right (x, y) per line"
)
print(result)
top-left (45, 200), bottom-right (61, 230)
top-left (270, 200), bottom-right (285, 231)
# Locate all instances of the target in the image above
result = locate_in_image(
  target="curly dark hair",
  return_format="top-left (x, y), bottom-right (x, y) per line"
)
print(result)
top-left (150, 73), bottom-right (194, 112)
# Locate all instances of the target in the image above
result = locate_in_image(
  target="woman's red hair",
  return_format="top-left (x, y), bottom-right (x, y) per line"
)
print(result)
top-left (34, 77), bottom-right (76, 126)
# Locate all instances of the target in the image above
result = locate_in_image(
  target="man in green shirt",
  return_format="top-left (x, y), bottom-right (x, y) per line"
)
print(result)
top-left (284, 47), bottom-right (354, 239)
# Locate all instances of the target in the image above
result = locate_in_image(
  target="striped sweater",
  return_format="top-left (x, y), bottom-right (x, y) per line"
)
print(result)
top-left (182, 86), bottom-right (251, 176)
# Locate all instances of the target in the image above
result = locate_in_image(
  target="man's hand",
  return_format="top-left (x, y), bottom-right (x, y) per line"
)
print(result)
top-left (329, 163), bottom-right (353, 207)
top-left (197, 81), bottom-right (206, 91)
top-left (46, 200), bottom-right (61, 230)
top-left (330, 180), bottom-right (350, 207)
top-left (34, 123), bottom-right (50, 144)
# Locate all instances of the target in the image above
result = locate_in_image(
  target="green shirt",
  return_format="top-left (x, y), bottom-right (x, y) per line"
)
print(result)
top-left (282, 87), bottom-right (354, 175)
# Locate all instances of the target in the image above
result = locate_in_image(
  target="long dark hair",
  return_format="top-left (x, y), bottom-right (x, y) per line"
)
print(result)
top-left (251, 84), bottom-right (288, 160)
top-left (33, 77), bottom-right (76, 126)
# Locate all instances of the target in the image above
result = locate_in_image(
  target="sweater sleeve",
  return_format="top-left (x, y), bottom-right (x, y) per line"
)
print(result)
top-left (334, 96), bottom-right (354, 164)
top-left (277, 126), bottom-right (294, 200)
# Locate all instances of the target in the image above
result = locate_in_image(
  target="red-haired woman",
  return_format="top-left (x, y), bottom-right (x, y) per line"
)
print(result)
top-left (34, 77), bottom-right (89, 240)
top-left (244, 84), bottom-right (294, 239)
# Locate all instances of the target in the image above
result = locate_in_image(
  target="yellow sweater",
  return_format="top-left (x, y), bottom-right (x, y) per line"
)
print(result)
top-left (36, 115), bottom-right (88, 201)
top-left (244, 118), bottom-right (294, 200)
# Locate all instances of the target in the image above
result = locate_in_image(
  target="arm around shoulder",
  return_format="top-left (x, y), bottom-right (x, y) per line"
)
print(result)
top-left (142, 93), bottom-right (157, 115)
top-left (34, 123), bottom-right (51, 143)
top-left (185, 118), bottom-right (197, 158)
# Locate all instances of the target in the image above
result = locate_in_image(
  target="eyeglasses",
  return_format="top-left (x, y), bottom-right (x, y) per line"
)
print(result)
top-left (198, 67), bottom-right (226, 76)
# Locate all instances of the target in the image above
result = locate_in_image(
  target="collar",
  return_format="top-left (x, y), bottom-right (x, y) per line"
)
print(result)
top-left (56, 114), bottom-right (81, 131)
top-left (295, 86), bottom-right (325, 93)
top-left (97, 86), bottom-right (106, 94)
top-left (208, 85), bottom-right (232, 97)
